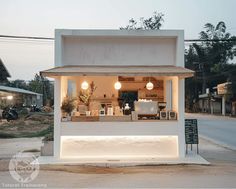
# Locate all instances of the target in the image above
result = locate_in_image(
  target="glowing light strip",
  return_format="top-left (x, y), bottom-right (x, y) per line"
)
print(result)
top-left (61, 135), bottom-right (178, 140)
top-left (60, 136), bottom-right (179, 158)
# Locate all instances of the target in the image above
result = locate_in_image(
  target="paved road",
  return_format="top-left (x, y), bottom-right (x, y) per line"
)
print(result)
top-left (185, 113), bottom-right (236, 150)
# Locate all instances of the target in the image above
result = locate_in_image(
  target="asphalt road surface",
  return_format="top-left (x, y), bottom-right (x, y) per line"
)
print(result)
top-left (185, 113), bottom-right (236, 150)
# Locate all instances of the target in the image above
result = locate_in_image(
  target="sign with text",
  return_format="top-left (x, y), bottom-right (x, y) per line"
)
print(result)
top-left (185, 119), bottom-right (199, 144)
top-left (217, 82), bottom-right (232, 95)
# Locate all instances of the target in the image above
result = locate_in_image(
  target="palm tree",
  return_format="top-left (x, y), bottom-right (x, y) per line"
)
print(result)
top-left (199, 22), bottom-right (228, 41)
top-left (189, 22), bottom-right (236, 93)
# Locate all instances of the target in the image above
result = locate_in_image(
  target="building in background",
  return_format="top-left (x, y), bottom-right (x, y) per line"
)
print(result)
top-left (0, 85), bottom-right (43, 107)
top-left (198, 82), bottom-right (234, 116)
top-left (0, 58), bottom-right (43, 108)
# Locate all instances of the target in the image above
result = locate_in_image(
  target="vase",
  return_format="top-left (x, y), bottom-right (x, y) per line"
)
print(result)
top-left (67, 114), bottom-right (71, 121)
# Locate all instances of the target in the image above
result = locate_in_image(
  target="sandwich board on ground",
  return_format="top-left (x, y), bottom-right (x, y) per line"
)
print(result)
top-left (185, 119), bottom-right (199, 154)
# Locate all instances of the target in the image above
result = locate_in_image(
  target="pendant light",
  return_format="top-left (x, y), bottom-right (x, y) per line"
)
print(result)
top-left (81, 81), bottom-right (89, 90)
top-left (114, 81), bottom-right (122, 90)
top-left (146, 77), bottom-right (154, 90)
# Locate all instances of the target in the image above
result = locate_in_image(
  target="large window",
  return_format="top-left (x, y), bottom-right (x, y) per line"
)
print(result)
top-left (60, 76), bottom-right (178, 122)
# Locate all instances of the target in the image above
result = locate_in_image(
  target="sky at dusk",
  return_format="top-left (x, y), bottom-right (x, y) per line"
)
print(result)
top-left (0, 0), bottom-right (236, 80)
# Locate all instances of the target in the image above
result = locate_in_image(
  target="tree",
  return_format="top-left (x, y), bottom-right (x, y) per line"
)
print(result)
top-left (189, 22), bottom-right (236, 92)
top-left (6, 79), bottom-right (29, 90)
top-left (120, 11), bottom-right (164, 30)
top-left (185, 46), bottom-right (202, 112)
top-left (28, 74), bottom-right (54, 106)
top-left (185, 21), bottom-right (236, 112)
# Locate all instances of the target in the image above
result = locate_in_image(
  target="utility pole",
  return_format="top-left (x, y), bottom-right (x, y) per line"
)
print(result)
top-left (194, 61), bottom-right (207, 113)
top-left (199, 62), bottom-right (206, 94)
top-left (193, 61), bottom-right (207, 94)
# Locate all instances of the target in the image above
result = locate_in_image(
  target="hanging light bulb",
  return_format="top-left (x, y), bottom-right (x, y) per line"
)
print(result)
top-left (114, 81), bottom-right (122, 90)
top-left (146, 81), bottom-right (154, 90)
top-left (81, 81), bottom-right (89, 90)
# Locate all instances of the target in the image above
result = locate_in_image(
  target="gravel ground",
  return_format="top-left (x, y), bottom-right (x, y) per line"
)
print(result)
top-left (0, 137), bottom-right (42, 158)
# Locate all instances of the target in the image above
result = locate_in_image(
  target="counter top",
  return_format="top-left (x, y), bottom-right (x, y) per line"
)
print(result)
top-left (68, 115), bottom-right (177, 122)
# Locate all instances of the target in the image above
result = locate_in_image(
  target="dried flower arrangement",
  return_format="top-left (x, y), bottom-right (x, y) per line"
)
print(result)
top-left (79, 81), bottom-right (97, 106)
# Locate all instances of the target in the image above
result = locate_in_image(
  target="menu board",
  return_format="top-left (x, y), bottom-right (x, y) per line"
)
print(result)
top-left (185, 119), bottom-right (199, 144)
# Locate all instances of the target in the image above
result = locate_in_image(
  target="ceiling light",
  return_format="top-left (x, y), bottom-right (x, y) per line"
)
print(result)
top-left (81, 81), bottom-right (89, 90)
top-left (114, 81), bottom-right (122, 90)
top-left (146, 82), bottom-right (154, 90)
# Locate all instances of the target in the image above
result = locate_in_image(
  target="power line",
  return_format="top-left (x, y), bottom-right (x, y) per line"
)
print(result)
top-left (0, 34), bottom-right (236, 43)
top-left (0, 38), bottom-right (53, 44)
top-left (0, 35), bottom-right (53, 40)
top-left (185, 39), bottom-right (236, 42)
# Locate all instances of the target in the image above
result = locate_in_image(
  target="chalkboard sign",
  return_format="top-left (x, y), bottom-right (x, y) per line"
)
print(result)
top-left (185, 119), bottom-right (199, 144)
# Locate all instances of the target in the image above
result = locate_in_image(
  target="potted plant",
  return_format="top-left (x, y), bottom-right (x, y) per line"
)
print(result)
top-left (61, 96), bottom-right (76, 121)
top-left (41, 126), bottom-right (54, 156)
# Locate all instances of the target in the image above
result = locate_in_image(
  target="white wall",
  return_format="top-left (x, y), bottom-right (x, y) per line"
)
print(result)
top-left (62, 37), bottom-right (176, 66)
top-left (164, 79), bottom-right (172, 110)
top-left (60, 76), bottom-right (119, 100)
top-left (76, 76), bottom-right (119, 99)
top-left (172, 77), bottom-right (179, 112)
top-left (60, 121), bottom-right (179, 136)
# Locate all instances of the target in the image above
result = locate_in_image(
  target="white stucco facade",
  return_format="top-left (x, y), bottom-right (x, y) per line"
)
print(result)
top-left (42, 29), bottom-right (193, 162)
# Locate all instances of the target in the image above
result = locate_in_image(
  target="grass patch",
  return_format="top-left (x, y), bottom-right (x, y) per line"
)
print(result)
top-left (0, 113), bottom-right (54, 139)
top-left (0, 132), bottom-right (17, 138)
top-left (0, 126), bottom-right (53, 139)
top-left (19, 126), bottom-right (52, 138)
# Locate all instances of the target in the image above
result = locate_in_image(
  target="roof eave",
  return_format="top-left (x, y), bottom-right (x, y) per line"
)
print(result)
top-left (40, 71), bottom-right (194, 78)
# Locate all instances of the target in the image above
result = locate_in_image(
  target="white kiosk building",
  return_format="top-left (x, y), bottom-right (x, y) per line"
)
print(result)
top-left (41, 29), bottom-right (195, 163)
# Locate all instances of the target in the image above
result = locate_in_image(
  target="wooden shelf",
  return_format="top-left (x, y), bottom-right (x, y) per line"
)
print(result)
top-left (144, 97), bottom-right (164, 100)
top-left (68, 115), bottom-right (178, 122)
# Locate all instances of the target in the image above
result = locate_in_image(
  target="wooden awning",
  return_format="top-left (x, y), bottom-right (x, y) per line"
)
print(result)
top-left (40, 65), bottom-right (194, 78)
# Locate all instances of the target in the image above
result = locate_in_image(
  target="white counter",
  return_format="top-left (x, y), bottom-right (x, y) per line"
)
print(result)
top-left (60, 120), bottom-right (179, 136)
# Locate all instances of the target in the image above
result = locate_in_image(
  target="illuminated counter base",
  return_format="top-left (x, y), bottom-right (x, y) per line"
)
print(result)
top-left (61, 136), bottom-right (178, 158)
top-left (59, 121), bottom-right (180, 159)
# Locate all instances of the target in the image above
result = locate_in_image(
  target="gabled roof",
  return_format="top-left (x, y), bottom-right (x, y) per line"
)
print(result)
top-left (0, 58), bottom-right (11, 78)
top-left (0, 85), bottom-right (42, 96)
top-left (40, 65), bottom-right (194, 78)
